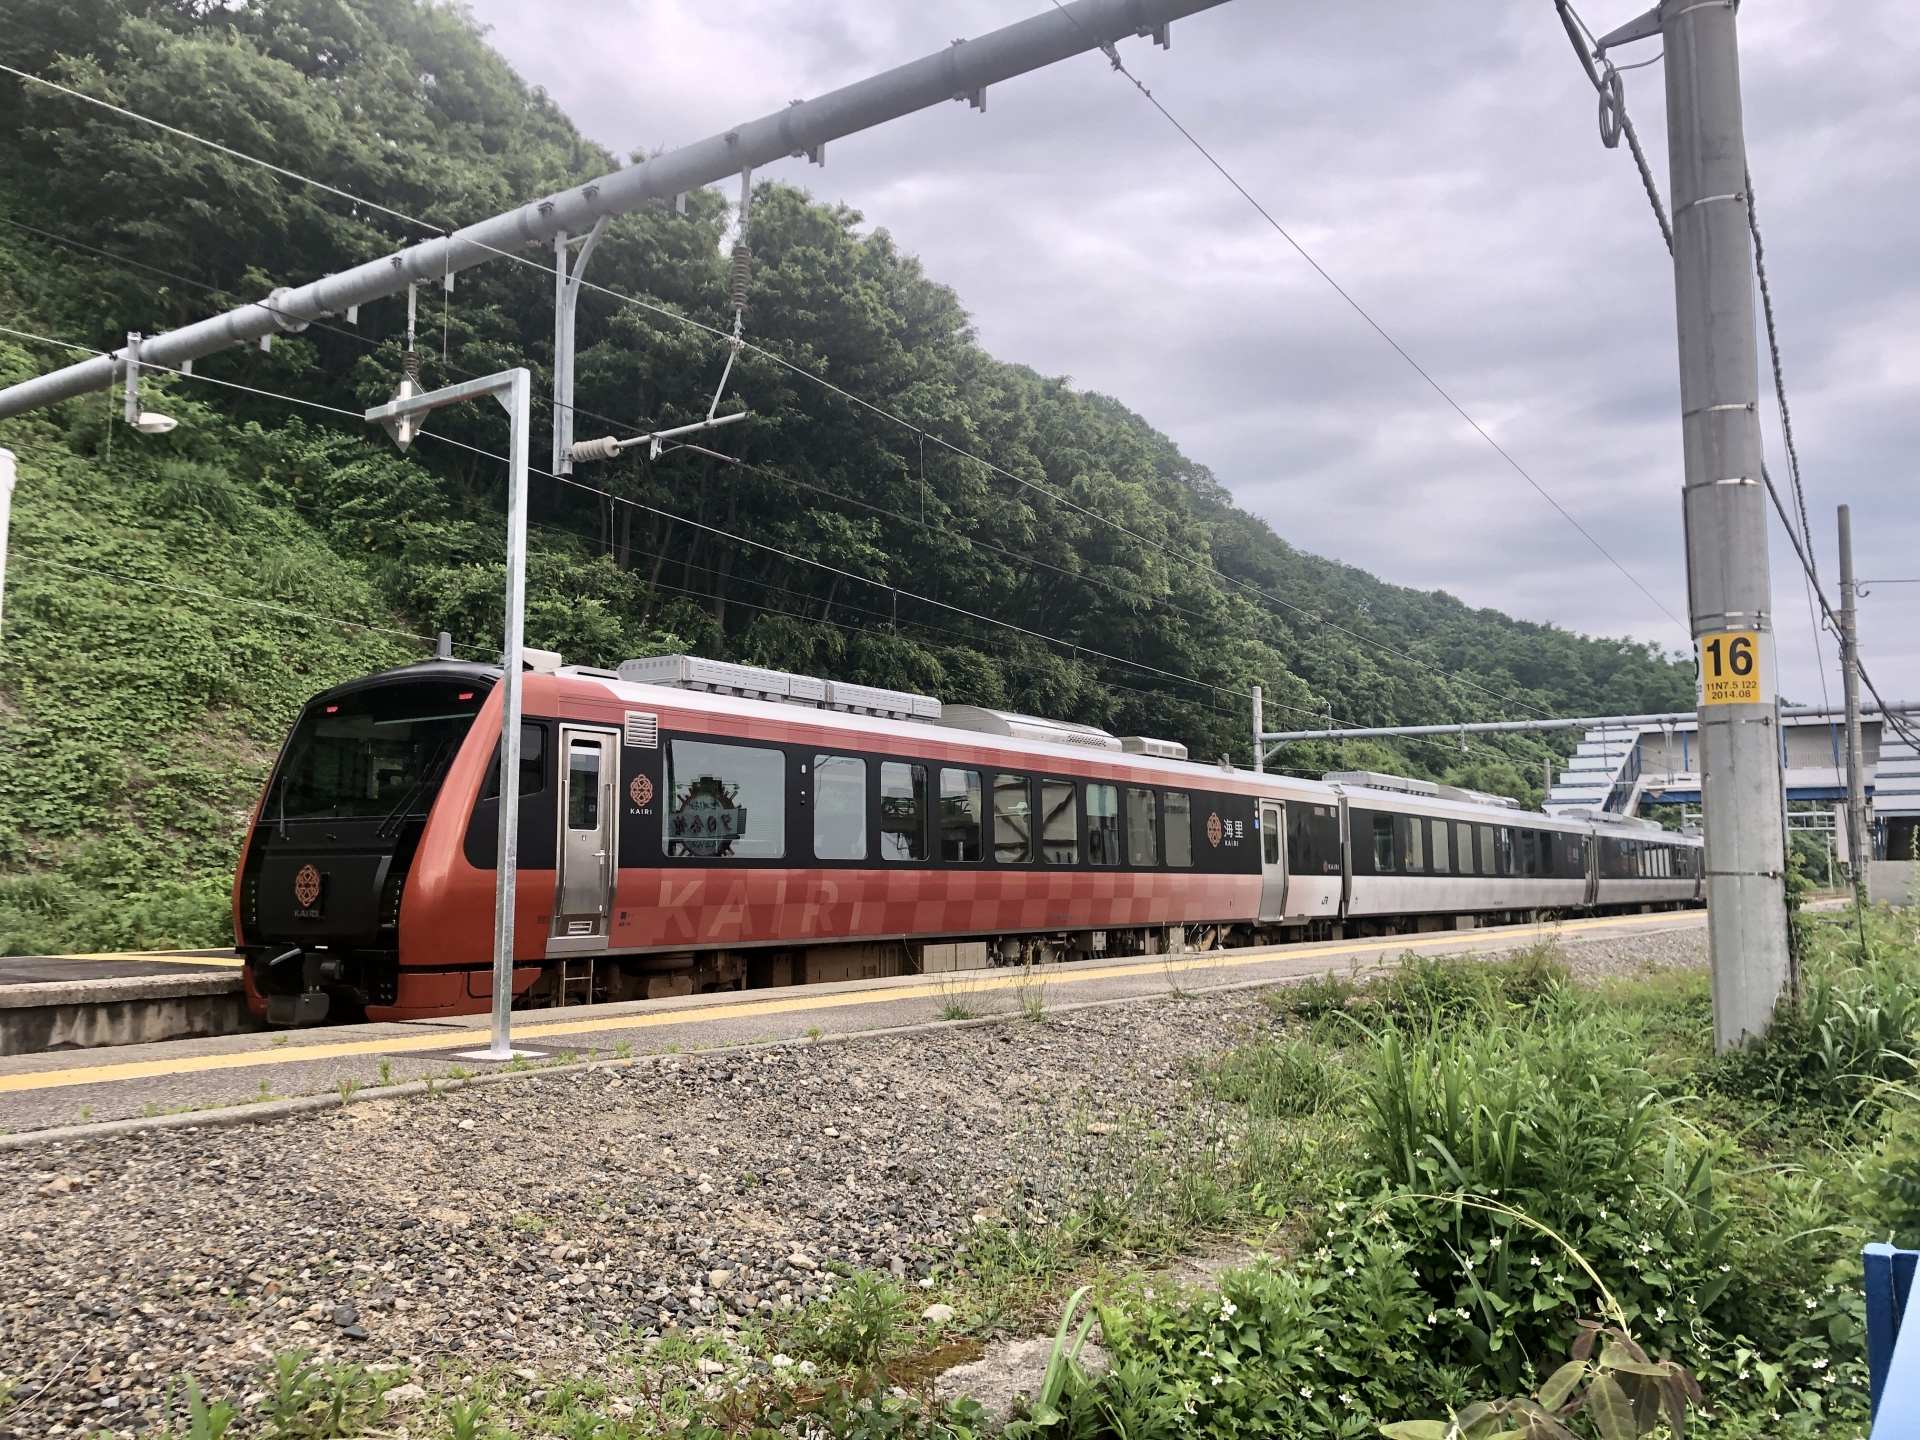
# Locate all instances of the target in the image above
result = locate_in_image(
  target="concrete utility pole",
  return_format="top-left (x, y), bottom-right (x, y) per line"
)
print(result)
top-left (1632, 0), bottom-right (1789, 1049)
top-left (1251, 685), bottom-right (1264, 773)
top-left (1838, 504), bottom-right (1867, 887)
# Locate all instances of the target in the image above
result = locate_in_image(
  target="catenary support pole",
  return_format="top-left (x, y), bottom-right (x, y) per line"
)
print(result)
top-left (365, 369), bottom-right (536, 1061)
top-left (1251, 685), bottom-right (1264, 773)
top-left (1657, 0), bottom-right (1790, 1051)
top-left (1839, 504), bottom-right (1868, 887)
top-left (0, 0), bottom-right (1229, 420)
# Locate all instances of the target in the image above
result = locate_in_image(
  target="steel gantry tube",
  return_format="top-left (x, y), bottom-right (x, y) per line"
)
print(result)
top-left (0, 0), bottom-right (1231, 421)
top-left (1657, 0), bottom-right (1790, 1051)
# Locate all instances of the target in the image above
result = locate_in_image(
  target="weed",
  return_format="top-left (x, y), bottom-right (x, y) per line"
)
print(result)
top-left (614, 1041), bottom-right (632, 1058)
top-left (335, 1077), bottom-right (359, 1103)
top-left (78, 1104), bottom-right (93, 1122)
top-left (446, 1395), bottom-right (490, 1440)
top-left (1013, 958), bottom-right (1046, 1023)
top-left (807, 1272), bottom-right (907, 1369)
top-left (448, 1063), bottom-right (471, 1081)
top-left (377, 1059), bottom-right (391, 1085)
top-left (271, 1035), bottom-right (290, 1047)
top-left (931, 975), bottom-right (984, 1021)
top-left (512, 1213), bottom-right (547, 1235)
top-left (157, 1376), bottom-right (234, 1440)
top-left (259, 1349), bottom-right (391, 1436)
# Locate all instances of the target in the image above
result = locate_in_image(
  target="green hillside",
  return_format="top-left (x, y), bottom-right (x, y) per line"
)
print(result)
top-left (0, 0), bottom-right (1692, 955)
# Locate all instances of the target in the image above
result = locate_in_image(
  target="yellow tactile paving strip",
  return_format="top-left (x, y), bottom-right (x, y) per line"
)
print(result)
top-left (45, 950), bottom-right (245, 968)
top-left (0, 910), bottom-right (1698, 1095)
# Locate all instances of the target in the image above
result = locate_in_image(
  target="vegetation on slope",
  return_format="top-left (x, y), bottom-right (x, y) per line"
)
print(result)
top-left (0, 0), bottom-right (1691, 953)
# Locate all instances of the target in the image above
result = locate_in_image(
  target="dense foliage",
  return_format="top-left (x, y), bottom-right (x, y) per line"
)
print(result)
top-left (0, 0), bottom-right (1693, 952)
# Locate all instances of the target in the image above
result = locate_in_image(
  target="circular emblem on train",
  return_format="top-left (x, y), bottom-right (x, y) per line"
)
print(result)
top-left (1206, 812), bottom-right (1224, 848)
top-left (629, 772), bottom-right (655, 808)
top-left (293, 864), bottom-right (322, 908)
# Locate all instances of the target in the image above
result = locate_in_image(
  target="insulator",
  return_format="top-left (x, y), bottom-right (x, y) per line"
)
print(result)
top-left (570, 435), bottom-right (621, 463)
top-left (402, 348), bottom-right (420, 383)
top-left (729, 243), bottom-right (751, 312)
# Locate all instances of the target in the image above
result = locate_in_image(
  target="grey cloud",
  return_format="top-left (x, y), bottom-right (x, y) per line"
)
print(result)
top-left (466, 0), bottom-right (1920, 706)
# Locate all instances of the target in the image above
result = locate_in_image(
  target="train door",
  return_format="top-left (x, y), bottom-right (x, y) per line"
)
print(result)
top-left (552, 725), bottom-right (620, 947)
top-left (1258, 802), bottom-right (1287, 923)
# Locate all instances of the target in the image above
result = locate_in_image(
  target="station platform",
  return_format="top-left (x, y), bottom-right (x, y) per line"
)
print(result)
top-left (0, 910), bottom-right (1705, 1142)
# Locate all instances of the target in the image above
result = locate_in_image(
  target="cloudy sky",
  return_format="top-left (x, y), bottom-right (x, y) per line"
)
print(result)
top-left (461, 0), bottom-right (1920, 708)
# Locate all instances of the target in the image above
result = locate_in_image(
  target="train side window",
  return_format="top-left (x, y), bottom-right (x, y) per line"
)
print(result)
top-left (1541, 832), bottom-right (1557, 876)
top-left (1263, 811), bottom-right (1281, 865)
top-left (1164, 791), bottom-right (1193, 868)
top-left (665, 739), bottom-right (786, 859)
top-left (1126, 787), bottom-right (1159, 866)
top-left (1455, 822), bottom-right (1474, 875)
top-left (1086, 783), bottom-right (1121, 866)
top-left (993, 774), bottom-right (1033, 864)
top-left (880, 762), bottom-right (928, 862)
top-left (1521, 830), bottom-right (1539, 877)
top-left (1401, 815), bottom-right (1425, 873)
top-left (940, 769), bottom-right (983, 863)
top-left (1042, 779), bottom-right (1080, 864)
top-left (480, 723), bottom-right (548, 799)
top-left (1372, 814), bottom-right (1395, 873)
top-left (1495, 826), bottom-right (1514, 875)
top-left (1289, 804), bottom-right (1341, 875)
top-left (1432, 818), bottom-right (1451, 874)
top-left (813, 754), bottom-right (869, 861)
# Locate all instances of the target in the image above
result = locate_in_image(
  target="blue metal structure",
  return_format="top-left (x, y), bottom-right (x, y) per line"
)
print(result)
top-left (1867, 1243), bottom-right (1919, 1430)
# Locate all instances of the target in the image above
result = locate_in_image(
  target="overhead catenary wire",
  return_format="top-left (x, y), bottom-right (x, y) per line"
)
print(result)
top-left (1049, 0), bottom-right (1689, 637)
top-left (0, 51), bottom-right (1573, 729)
top-left (17, 336), bottom-right (1255, 704)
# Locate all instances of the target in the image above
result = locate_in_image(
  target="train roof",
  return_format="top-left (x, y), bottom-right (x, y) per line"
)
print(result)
top-left (322, 656), bottom-right (1698, 842)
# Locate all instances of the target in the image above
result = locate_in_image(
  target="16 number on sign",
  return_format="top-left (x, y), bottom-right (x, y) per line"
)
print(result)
top-left (1698, 630), bottom-right (1766, 707)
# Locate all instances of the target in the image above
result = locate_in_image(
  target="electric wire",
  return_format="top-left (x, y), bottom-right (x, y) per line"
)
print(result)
top-left (0, 50), bottom-right (1575, 729)
top-left (8, 552), bottom-right (484, 651)
top-left (0, 61), bottom-right (443, 238)
top-left (1053, 0), bottom-right (1689, 637)
top-left (1557, 1), bottom-right (1674, 252)
top-left (76, 344), bottom-right (1259, 704)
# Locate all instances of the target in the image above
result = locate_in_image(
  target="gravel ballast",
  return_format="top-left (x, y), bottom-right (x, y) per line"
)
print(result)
top-left (0, 931), bottom-right (1705, 1433)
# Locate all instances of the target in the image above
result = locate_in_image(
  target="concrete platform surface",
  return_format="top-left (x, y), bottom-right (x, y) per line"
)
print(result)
top-left (0, 910), bottom-right (1705, 1138)
top-left (0, 949), bottom-right (243, 985)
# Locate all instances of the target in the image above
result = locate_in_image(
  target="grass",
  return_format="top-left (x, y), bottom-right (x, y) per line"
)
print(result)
top-left (930, 974), bottom-right (987, 1022)
top-left (112, 921), bottom-right (1918, 1439)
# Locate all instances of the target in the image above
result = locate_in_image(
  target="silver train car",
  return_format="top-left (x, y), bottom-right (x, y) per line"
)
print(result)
top-left (1240, 768), bottom-right (1701, 943)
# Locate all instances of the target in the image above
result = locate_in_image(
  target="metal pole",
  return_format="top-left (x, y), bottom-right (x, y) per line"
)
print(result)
top-left (364, 368), bottom-right (537, 1060)
top-left (1251, 685), bottom-right (1264, 773)
top-left (1660, 0), bottom-right (1791, 1051)
top-left (0, 447), bottom-right (14, 636)
top-left (1839, 503), bottom-right (1868, 888)
top-left (552, 217), bottom-right (609, 478)
top-left (491, 368), bottom-right (530, 1058)
top-left (0, 0), bottom-right (1231, 420)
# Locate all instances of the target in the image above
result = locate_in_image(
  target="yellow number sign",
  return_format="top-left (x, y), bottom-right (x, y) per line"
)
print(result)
top-left (1697, 630), bottom-right (1767, 706)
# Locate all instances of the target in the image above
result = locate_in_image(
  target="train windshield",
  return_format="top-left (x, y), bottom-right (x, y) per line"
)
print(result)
top-left (273, 679), bottom-right (491, 822)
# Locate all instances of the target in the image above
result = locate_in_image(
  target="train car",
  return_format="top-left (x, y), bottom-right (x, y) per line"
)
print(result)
top-left (233, 653), bottom-right (1702, 1025)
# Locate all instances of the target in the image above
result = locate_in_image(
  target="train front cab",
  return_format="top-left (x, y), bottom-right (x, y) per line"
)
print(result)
top-left (234, 660), bottom-right (510, 1024)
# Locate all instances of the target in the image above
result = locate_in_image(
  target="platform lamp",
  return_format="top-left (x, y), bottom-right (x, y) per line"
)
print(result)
top-left (123, 333), bottom-right (178, 435)
top-left (365, 368), bottom-right (542, 1062)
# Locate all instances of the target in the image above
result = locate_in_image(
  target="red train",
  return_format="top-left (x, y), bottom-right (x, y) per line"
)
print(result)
top-left (235, 654), bottom-right (1701, 1024)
